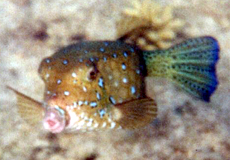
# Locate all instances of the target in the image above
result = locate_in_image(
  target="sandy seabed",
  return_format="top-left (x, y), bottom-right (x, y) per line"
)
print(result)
top-left (0, 0), bottom-right (230, 160)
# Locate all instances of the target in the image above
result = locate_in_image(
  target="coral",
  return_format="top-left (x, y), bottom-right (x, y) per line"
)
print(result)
top-left (116, 0), bottom-right (185, 50)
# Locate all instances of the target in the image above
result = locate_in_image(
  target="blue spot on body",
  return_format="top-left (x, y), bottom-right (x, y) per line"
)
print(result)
top-left (103, 57), bottom-right (107, 62)
top-left (99, 109), bottom-right (106, 118)
top-left (122, 63), bottom-right (126, 70)
top-left (104, 42), bottom-right (109, 46)
top-left (98, 77), bottom-right (104, 88)
top-left (45, 58), bottom-right (51, 63)
top-left (123, 52), bottom-right (128, 57)
top-left (63, 60), bottom-right (68, 65)
top-left (95, 57), bottom-right (99, 61)
top-left (136, 69), bottom-right (140, 74)
top-left (130, 48), bottom-right (135, 53)
top-left (109, 96), bottom-right (116, 104)
top-left (100, 48), bottom-right (105, 52)
top-left (90, 102), bottom-right (97, 108)
top-left (112, 53), bottom-right (117, 58)
top-left (96, 92), bottom-right (101, 100)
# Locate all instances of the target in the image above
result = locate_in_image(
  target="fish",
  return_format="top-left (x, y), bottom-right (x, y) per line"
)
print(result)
top-left (7, 36), bottom-right (219, 133)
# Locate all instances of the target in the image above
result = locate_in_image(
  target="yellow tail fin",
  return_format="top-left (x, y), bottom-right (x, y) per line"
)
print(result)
top-left (143, 36), bottom-right (219, 101)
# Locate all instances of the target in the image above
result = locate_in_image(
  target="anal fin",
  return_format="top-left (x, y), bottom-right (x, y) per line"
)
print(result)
top-left (112, 98), bottom-right (157, 129)
top-left (7, 86), bottom-right (44, 126)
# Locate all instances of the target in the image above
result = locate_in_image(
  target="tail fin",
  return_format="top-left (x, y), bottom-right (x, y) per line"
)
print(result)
top-left (143, 36), bottom-right (219, 102)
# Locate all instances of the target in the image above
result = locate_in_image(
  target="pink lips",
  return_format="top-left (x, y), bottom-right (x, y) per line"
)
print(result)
top-left (43, 108), bottom-right (66, 133)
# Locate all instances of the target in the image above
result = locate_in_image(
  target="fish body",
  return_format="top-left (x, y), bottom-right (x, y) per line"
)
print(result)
top-left (8, 36), bottom-right (219, 133)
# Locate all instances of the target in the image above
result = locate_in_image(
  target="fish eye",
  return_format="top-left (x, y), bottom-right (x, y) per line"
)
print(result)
top-left (87, 67), bottom-right (98, 81)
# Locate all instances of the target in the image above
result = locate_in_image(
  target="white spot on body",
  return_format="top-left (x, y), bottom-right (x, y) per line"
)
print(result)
top-left (114, 81), bottom-right (119, 87)
top-left (75, 126), bottom-right (82, 130)
top-left (108, 75), bottom-right (113, 80)
top-left (65, 109), bottom-right (80, 130)
top-left (78, 101), bottom-right (83, 106)
top-left (64, 91), bottom-right (70, 96)
top-left (87, 119), bottom-right (93, 127)
top-left (78, 120), bottom-right (85, 126)
top-left (72, 72), bottom-right (77, 78)
top-left (94, 123), bottom-right (99, 128)
top-left (108, 118), bottom-right (112, 122)
top-left (80, 112), bottom-right (85, 119)
top-left (73, 80), bottom-right (77, 84)
top-left (111, 122), bottom-right (116, 129)
top-left (47, 91), bottom-right (51, 94)
top-left (123, 78), bottom-right (128, 83)
top-left (73, 102), bottom-right (78, 108)
top-left (66, 105), bottom-right (73, 110)
top-left (136, 69), bottom-right (140, 74)
top-left (103, 56), bottom-right (107, 62)
top-left (57, 79), bottom-right (62, 84)
top-left (84, 50), bottom-right (88, 54)
top-left (45, 73), bottom-right (50, 79)
top-left (122, 63), bottom-right (126, 70)
top-left (84, 116), bottom-right (89, 121)
top-left (84, 101), bottom-right (88, 105)
top-left (83, 86), bottom-right (87, 92)
top-left (102, 122), bottom-right (107, 128)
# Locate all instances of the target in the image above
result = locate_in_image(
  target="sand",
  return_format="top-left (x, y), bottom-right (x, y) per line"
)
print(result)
top-left (0, 0), bottom-right (230, 160)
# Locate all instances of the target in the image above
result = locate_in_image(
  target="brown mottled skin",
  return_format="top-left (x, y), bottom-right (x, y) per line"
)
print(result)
top-left (38, 41), bottom-right (148, 131)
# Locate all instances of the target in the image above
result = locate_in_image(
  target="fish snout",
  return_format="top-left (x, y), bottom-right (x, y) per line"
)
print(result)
top-left (43, 107), bottom-right (66, 133)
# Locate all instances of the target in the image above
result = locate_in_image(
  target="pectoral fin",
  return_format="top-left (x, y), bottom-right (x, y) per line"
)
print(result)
top-left (7, 86), bottom-right (44, 125)
top-left (112, 98), bottom-right (157, 129)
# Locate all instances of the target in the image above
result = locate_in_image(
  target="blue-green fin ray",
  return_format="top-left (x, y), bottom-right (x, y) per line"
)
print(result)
top-left (143, 36), bottom-right (219, 102)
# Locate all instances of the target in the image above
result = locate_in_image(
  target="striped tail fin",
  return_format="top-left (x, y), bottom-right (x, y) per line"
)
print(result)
top-left (143, 36), bottom-right (219, 102)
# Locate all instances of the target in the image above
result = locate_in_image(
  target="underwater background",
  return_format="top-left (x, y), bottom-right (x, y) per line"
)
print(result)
top-left (0, 0), bottom-right (230, 159)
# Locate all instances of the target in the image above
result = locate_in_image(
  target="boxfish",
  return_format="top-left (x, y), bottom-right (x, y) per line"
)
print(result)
top-left (8, 36), bottom-right (219, 133)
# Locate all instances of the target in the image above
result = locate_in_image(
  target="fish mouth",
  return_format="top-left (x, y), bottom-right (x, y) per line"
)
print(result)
top-left (43, 106), bottom-right (66, 133)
